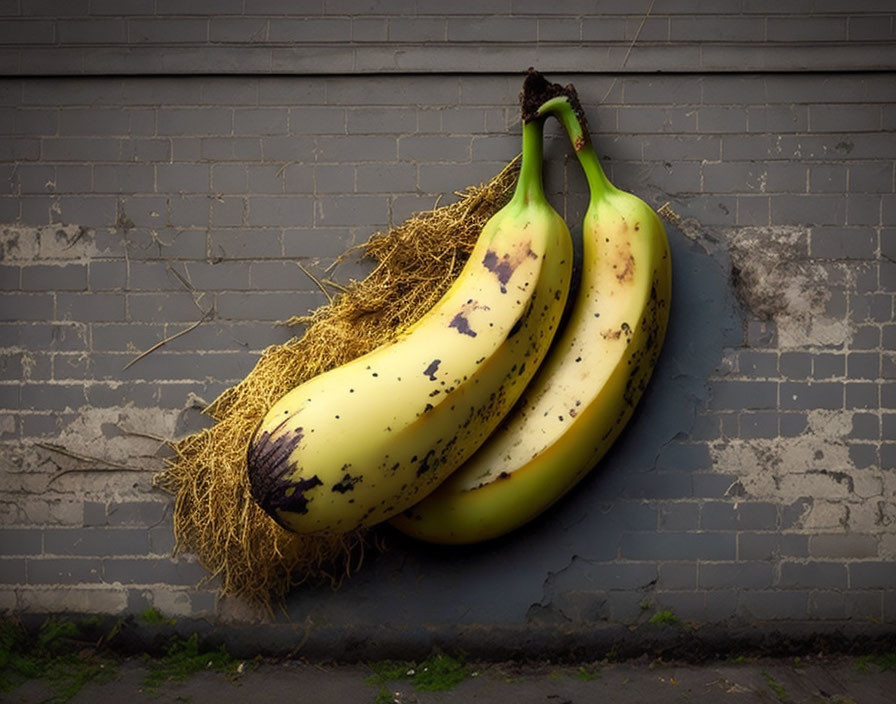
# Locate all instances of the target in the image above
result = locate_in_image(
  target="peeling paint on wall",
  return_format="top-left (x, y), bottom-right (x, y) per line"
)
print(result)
top-left (726, 227), bottom-right (852, 349)
top-left (714, 410), bottom-right (894, 537)
top-left (0, 224), bottom-right (96, 261)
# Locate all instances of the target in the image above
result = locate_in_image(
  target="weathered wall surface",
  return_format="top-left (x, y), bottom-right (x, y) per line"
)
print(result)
top-left (0, 3), bottom-right (894, 654)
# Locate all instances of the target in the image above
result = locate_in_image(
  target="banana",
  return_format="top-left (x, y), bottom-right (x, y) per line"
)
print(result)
top-left (391, 74), bottom-right (672, 544)
top-left (246, 94), bottom-right (573, 535)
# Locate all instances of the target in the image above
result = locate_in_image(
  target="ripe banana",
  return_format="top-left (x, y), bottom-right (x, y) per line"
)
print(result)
top-left (391, 76), bottom-right (672, 544)
top-left (246, 106), bottom-right (573, 534)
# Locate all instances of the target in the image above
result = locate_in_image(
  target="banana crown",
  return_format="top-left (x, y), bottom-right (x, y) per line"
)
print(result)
top-left (391, 74), bottom-right (672, 545)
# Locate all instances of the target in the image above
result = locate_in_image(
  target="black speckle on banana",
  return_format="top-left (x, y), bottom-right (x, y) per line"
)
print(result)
top-left (391, 84), bottom-right (672, 545)
top-left (247, 116), bottom-right (573, 534)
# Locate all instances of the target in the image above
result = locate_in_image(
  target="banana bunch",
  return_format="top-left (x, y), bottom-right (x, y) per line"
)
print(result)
top-left (246, 97), bottom-right (573, 534)
top-left (390, 75), bottom-right (672, 544)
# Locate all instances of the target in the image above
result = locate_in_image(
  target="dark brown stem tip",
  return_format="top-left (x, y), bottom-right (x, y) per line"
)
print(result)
top-left (519, 68), bottom-right (591, 140)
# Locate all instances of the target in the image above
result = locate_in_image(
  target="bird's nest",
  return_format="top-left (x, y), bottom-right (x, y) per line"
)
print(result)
top-left (153, 159), bottom-right (520, 612)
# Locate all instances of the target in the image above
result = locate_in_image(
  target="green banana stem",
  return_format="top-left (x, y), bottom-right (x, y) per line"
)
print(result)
top-left (509, 116), bottom-right (547, 206)
top-left (537, 95), bottom-right (615, 200)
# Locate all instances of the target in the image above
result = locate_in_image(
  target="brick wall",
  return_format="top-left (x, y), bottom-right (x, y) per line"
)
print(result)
top-left (0, 4), bottom-right (894, 652)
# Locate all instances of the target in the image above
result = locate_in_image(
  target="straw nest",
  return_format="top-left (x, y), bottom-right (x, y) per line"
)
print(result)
top-left (153, 158), bottom-right (520, 611)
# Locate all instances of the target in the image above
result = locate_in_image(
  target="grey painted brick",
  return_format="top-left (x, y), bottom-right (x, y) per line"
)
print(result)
top-left (739, 412), bottom-right (779, 439)
top-left (43, 528), bottom-right (149, 556)
top-left (884, 354), bottom-right (896, 379)
top-left (737, 590), bottom-right (808, 621)
top-left (92, 164), bottom-right (155, 194)
top-left (41, 136), bottom-right (121, 161)
top-left (106, 501), bottom-right (168, 527)
top-left (747, 105), bottom-right (808, 134)
top-left (0, 293), bottom-right (54, 321)
top-left (128, 18), bottom-right (209, 44)
top-left (82, 502), bottom-right (106, 527)
top-left (764, 162), bottom-right (808, 194)
top-left (710, 380), bottom-right (777, 410)
top-left (103, 557), bottom-right (208, 585)
top-left (0, 20), bottom-right (52, 45)
top-left (212, 163), bottom-right (247, 193)
top-left (657, 562), bottom-right (696, 590)
top-left (850, 412), bottom-right (880, 440)
top-left (849, 162), bottom-right (894, 193)
top-left (399, 135), bottom-right (470, 162)
top-left (620, 471), bottom-right (691, 500)
top-left (738, 533), bottom-right (809, 561)
top-left (810, 534), bottom-right (879, 559)
top-left (148, 526), bottom-right (175, 556)
top-left (0, 559), bottom-right (26, 584)
top-left (356, 164), bottom-right (415, 193)
top-left (20, 382), bottom-right (86, 410)
top-left (577, 561), bottom-right (658, 591)
top-left (780, 382), bottom-right (843, 411)
top-left (121, 137), bottom-right (170, 162)
top-left (89, 261), bottom-right (127, 291)
top-left (59, 107), bottom-right (129, 136)
top-left (200, 136), bottom-right (262, 161)
top-left (247, 195), bottom-right (312, 227)
top-left (208, 17), bottom-right (269, 42)
top-left (655, 442), bottom-right (711, 472)
top-left (850, 561), bottom-right (896, 589)
top-left (659, 503), bottom-right (699, 531)
top-left (881, 443), bottom-right (896, 470)
top-left (234, 107), bottom-right (288, 136)
top-left (100, 351), bottom-right (251, 382)
top-left (811, 227), bottom-right (877, 260)
top-left (0, 528), bottom-right (42, 555)
top-left (620, 531), bottom-right (735, 561)
top-left (210, 229), bottom-right (281, 259)
top-left (57, 292), bottom-right (126, 322)
top-left (27, 557), bottom-right (102, 584)
top-left (812, 353), bottom-right (845, 379)
top-left (168, 196), bottom-right (210, 227)
top-left (128, 292), bottom-right (209, 323)
top-left (156, 163), bottom-right (210, 194)
top-left (269, 18), bottom-right (351, 42)
top-left (847, 352), bottom-right (880, 380)
top-left (809, 163), bottom-right (848, 193)
top-left (780, 353), bottom-right (811, 380)
top-left (772, 194), bottom-right (847, 227)
top-left (345, 107), bottom-right (416, 135)
top-left (809, 590), bottom-right (882, 620)
top-left (57, 195), bottom-right (117, 228)
top-left (289, 106), bottom-right (345, 136)
top-left (810, 104), bottom-right (880, 133)
top-left (780, 561), bottom-right (848, 589)
top-left (216, 290), bottom-right (322, 321)
top-left (313, 195), bottom-right (387, 228)
top-left (246, 164), bottom-right (285, 194)
top-left (248, 261), bottom-right (313, 290)
top-left (312, 164), bottom-right (354, 193)
top-left (699, 561), bottom-right (774, 590)
top-left (737, 350), bottom-right (778, 377)
top-left (181, 261), bottom-right (250, 290)
top-left (211, 197), bottom-right (245, 226)
top-left (19, 264), bottom-right (85, 292)
top-left (845, 382), bottom-right (878, 410)
top-left (0, 321), bottom-right (88, 351)
top-left (846, 194), bottom-right (881, 227)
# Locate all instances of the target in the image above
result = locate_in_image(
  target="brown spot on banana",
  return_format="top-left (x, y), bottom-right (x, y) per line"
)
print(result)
top-left (482, 239), bottom-right (537, 293)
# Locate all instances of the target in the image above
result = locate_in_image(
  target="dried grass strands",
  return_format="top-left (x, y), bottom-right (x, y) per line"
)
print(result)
top-left (153, 159), bottom-right (520, 611)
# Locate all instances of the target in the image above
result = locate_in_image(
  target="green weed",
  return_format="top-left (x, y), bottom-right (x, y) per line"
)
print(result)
top-left (138, 608), bottom-right (177, 626)
top-left (575, 665), bottom-right (601, 681)
top-left (856, 652), bottom-right (896, 673)
top-left (0, 616), bottom-right (116, 702)
top-left (762, 671), bottom-right (790, 703)
top-left (142, 633), bottom-right (238, 692)
top-left (366, 652), bottom-right (470, 702)
top-left (649, 609), bottom-right (681, 626)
